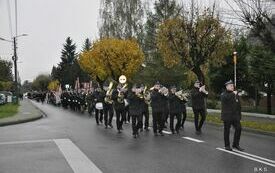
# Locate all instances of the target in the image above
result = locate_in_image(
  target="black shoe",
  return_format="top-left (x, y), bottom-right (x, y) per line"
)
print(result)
top-left (144, 127), bottom-right (149, 131)
top-left (171, 130), bottom-right (175, 134)
top-left (133, 134), bottom-right (137, 138)
top-left (105, 126), bottom-right (108, 129)
top-left (233, 145), bottom-right (244, 151)
top-left (176, 130), bottom-right (180, 134)
top-left (108, 124), bottom-right (113, 128)
top-left (195, 130), bottom-right (201, 135)
top-left (225, 146), bottom-right (233, 151)
top-left (159, 131), bottom-right (164, 136)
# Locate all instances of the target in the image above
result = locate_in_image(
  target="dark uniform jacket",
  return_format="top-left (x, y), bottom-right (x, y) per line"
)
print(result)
top-left (128, 92), bottom-right (144, 115)
top-left (92, 91), bottom-right (105, 103)
top-left (112, 89), bottom-right (127, 111)
top-left (168, 93), bottom-right (182, 114)
top-left (151, 89), bottom-right (168, 113)
top-left (191, 87), bottom-right (207, 110)
top-left (221, 90), bottom-right (241, 121)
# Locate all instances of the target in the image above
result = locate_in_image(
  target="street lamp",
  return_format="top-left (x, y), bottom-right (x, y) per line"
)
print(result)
top-left (0, 34), bottom-right (28, 103)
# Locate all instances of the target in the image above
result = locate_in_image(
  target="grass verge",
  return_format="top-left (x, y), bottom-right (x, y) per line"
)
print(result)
top-left (0, 103), bottom-right (19, 119)
top-left (186, 111), bottom-right (275, 133)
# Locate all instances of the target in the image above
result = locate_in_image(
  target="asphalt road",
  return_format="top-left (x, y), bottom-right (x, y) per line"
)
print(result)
top-left (0, 101), bottom-right (274, 173)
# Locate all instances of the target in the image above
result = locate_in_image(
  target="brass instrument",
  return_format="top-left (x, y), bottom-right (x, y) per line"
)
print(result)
top-left (175, 90), bottom-right (190, 101)
top-left (143, 86), bottom-right (151, 104)
top-left (104, 82), bottom-right (114, 104)
top-left (117, 75), bottom-right (128, 104)
top-left (159, 86), bottom-right (169, 96)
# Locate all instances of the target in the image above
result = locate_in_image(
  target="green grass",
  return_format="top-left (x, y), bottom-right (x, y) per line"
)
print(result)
top-left (0, 103), bottom-right (19, 119)
top-left (186, 111), bottom-right (275, 133)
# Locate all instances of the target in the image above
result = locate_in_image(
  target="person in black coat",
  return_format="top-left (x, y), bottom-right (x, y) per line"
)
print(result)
top-left (128, 84), bottom-right (144, 138)
top-left (168, 86), bottom-right (182, 134)
top-left (103, 83), bottom-right (114, 129)
top-left (221, 80), bottom-right (244, 151)
top-left (151, 82), bottom-right (168, 136)
top-left (140, 85), bottom-right (150, 131)
top-left (191, 80), bottom-right (208, 134)
top-left (112, 84), bottom-right (128, 133)
top-left (93, 87), bottom-right (105, 125)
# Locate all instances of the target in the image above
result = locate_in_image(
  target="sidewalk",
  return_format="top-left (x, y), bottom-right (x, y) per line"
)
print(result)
top-left (186, 107), bottom-right (275, 119)
top-left (0, 99), bottom-right (44, 126)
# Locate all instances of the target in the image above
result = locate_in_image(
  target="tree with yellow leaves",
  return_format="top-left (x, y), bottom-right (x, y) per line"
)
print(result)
top-left (48, 80), bottom-right (60, 91)
top-left (157, 4), bottom-right (232, 84)
top-left (79, 38), bottom-right (144, 84)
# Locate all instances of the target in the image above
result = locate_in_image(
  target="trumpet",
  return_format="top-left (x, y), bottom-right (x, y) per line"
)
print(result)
top-left (104, 82), bottom-right (114, 104)
top-left (175, 90), bottom-right (190, 101)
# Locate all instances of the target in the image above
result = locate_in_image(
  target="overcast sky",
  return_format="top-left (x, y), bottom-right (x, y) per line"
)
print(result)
top-left (0, 0), bottom-right (100, 82)
top-left (0, 0), bottom-right (273, 83)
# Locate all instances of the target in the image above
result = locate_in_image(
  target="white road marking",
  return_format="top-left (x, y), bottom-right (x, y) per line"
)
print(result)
top-left (216, 148), bottom-right (275, 168)
top-left (162, 130), bottom-right (172, 135)
top-left (0, 139), bottom-right (53, 145)
top-left (233, 149), bottom-right (275, 164)
top-left (54, 139), bottom-right (103, 173)
top-left (182, 137), bottom-right (205, 143)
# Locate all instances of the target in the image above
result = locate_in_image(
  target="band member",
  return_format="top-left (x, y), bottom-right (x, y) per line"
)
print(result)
top-left (180, 88), bottom-right (188, 129)
top-left (140, 85), bottom-right (150, 131)
top-left (168, 85), bottom-right (182, 134)
top-left (191, 80), bottom-right (208, 135)
top-left (128, 84), bottom-right (144, 138)
top-left (93, 86), bottom-right (104, 125)
top-left (86, 88), bottom-right (95, 117)
top-left (151, 81), bottom-right (168, 136)
top-left (221, 80), bottom-right (244, 151)
top-left (103, 82), bottom-right (114, 129)
top-left (112, 84), bottom-right (128, 133)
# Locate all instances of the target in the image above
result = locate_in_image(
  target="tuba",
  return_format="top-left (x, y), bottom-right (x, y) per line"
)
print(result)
top-left (143, 86), bottom-right (151, 104)
top-left (104, 82), bottom-right (114, 104)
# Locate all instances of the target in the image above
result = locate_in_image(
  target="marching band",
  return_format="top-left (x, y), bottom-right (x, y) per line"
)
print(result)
top-left (54, 75), bottom-right (209, 138)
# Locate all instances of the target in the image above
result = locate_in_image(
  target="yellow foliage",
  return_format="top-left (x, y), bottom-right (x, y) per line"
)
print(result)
top-left (157, 15), bottom-right (233, 69)
top-left (48, 80), bottom-right (60, 91)
top-left (79, 38), bottom-right (144, 82)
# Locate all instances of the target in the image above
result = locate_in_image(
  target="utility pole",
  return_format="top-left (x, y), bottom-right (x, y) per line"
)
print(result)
top-left (12, 37), bottom-right (19, 104)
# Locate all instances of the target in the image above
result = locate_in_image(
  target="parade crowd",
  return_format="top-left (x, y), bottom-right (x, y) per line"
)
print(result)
top-left (30, 78), bottom-right (244, 151)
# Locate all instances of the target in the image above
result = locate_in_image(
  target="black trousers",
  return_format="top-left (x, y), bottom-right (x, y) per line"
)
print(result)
top-left (141, 108), bottom-right (149, 129)
top-left (170, 113), bottom-right (182, 132)
top-left (223, 120), bottom-right (242, 147)
top-left (181, 109), bottom-right (187, 127)
top-left (95, 109), bottom-right (103, 124)
top-left (104, 104), bottom-right (114, 127)
top-left (132, 114), bottom-right (142, 135)
top-left (193, 108), bottom-right (206, 131)
top-left (152, 111), bottom-right (164, 133)
top-left (115, 109), bottom-right (125, 130)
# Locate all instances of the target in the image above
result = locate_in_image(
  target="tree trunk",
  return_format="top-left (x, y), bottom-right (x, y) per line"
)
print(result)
top-left (192, 67), bottom-right (205, 85)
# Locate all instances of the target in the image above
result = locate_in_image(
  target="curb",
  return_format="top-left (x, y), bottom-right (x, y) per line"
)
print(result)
top-left (0, 99), bottom-right (45, 127)
top-left (0, 114), bottom-right (43, 127)
top-left (185, 118), bottom-right (275, 137)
